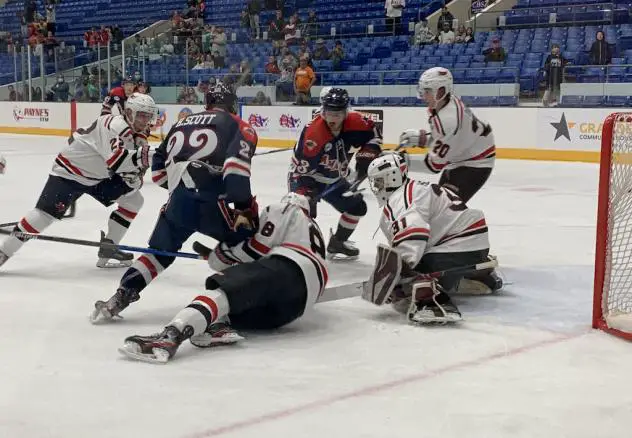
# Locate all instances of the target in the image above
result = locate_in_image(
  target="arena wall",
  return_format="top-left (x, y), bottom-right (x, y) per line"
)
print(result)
top-left (0, 101), bottom-right (619, 162)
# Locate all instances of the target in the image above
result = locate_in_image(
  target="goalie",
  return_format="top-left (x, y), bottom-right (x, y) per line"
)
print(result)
top-left (364, 153), bottom-right (502, 324)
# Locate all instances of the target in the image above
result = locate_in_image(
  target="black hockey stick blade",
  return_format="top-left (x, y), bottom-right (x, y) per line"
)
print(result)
top-left (192, 241), bottom-right (212, 259)
top-left (0, 221), bottom-right (18, 228)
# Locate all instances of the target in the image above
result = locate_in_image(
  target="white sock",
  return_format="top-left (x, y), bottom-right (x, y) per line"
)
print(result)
top-left (0, 209), bottom-right (55, 257)
top-left (169, 289), bottom-right (230, 335)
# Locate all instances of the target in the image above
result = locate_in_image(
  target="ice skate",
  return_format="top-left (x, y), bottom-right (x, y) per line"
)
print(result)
top-left (119, 325), bottom-right (193, 364)
top-left (326, 229), bottom-right (359, 260)
top-left (408, 297), bottom-right (462, 325)
top-left (190, 320), bottom-right (244, 348)
top-left (96, 231), bottom-right (133, 268)
top-left (90, 287), bottom-right (140, 323)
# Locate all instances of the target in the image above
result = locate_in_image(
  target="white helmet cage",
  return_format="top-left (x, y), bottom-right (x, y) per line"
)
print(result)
top-left (367, 153), bottom-right (410, 205)
top-left (417, 67), bottom-right (453, 104)
top-left (125, 92), bottom-right (158, 129)
top-left (281, 192), bottom-right (311, 215)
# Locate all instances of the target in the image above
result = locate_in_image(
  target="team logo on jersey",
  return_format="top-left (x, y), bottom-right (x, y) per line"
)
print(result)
top-left (279, 114), bottom-right (301, 129)
top-left (248, 114), bottom-right (269, 128)
top-left (177, 107), bottom-right (193, 121)
top-left (324, 142), bottom-right (332, 152)
top-left (305, 139), bottom-right (318, 151)
top-left (55, 202), bottom-right (66, 213)
top-left (13, 106), bottom-right (50, 122)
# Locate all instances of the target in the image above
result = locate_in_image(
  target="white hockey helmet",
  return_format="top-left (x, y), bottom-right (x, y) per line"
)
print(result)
top-left (125, 92), bottom-right (158, 131)
top-left (417, 67), bottom-right (453, 102)
top-left (281, 192), bottom-right (311, 215)
top-left (319, 86), bottom-right (332, 104)
top-left (367, 152), bottom-right (409, 206)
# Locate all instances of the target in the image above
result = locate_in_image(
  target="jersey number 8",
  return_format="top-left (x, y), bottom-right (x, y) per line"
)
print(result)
top-left (260, 221), bottom-right (326, 259)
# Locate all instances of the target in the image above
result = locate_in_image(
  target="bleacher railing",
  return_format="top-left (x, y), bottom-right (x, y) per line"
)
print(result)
top-left (472, 2), bottom-right (619, 32)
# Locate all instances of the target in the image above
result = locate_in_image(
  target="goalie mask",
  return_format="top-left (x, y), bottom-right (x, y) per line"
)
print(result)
top-left (125, 93), bottom-right (158, 133)
top-left (280, 192), bottom-right (311, 215)
top-left (367, 153), bottom-right (409, 206)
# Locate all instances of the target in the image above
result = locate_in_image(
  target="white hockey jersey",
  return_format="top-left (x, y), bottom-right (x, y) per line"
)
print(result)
top-left (208, 202), bottom-right (329, 308)
top-left (380, 179), bottom-right (490, 268)
top-left (423, 95), bottom-right (496, 173)
top-left (52, 115), bottom-right (144, 186)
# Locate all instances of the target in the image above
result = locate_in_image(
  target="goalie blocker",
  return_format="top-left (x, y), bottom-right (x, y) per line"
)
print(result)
top-left (364, 152), bottom-right (502, 325)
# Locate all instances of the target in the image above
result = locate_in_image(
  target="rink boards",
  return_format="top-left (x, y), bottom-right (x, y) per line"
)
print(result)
top-left (2, 101), bottom-right (630, 162)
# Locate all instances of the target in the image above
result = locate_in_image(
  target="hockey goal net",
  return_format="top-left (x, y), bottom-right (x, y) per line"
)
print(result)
top-left (594, 112), bottom-right (632, 340)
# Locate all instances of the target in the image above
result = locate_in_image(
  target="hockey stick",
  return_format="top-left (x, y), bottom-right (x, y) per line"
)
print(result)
top-left (0, 228), bottom-right (204, 260)
top-left (254, 147), bottom-right (293, 157)
top-left (0, 221), bottom-right (18, 228)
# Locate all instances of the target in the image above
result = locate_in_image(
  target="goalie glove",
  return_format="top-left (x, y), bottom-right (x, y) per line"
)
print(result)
top-left (399, 129), bottom-right (428, 148)
top-left (355, 146), bottom-right (380, 180)
top-left (232, 197), bottom-right (259, 232)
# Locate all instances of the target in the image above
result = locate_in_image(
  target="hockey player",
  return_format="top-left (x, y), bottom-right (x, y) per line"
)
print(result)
top-left (0, 93), bottom-right (158, 268)
top-left (364, 153), bottom-right (502, 324)
top-left (100, 76), bottom-right (137, 116)
top-left (90, 84), bottom-right (259, 323)
top-left (118, 193), bottom-right (328, 363)
top-left (398, 67), bottom-right (495, 203)
top-left (289, 88), bottom-right (382, 259)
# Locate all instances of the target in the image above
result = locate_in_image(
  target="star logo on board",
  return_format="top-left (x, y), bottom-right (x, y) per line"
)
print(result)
top-left (550, 112), bottom-right (573, 142)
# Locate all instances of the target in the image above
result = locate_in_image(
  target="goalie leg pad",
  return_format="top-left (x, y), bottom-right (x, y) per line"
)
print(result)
top-left (362, 244), bottom-right (403, 305)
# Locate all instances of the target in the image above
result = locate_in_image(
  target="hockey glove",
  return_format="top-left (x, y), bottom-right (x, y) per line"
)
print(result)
top-left (355, 147), bottom-right (381, 180)
top-left (233, 197), bottom-right (259, 232)
top-left (132, 144), bottom-right (150, 171)
top-left (399, 129), bottom-right (428, 148)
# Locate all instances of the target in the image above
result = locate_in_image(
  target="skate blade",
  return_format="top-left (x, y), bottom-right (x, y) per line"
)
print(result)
top-left (89, 302), bottom-right (122, 324)
top-left (408, 314), bottom-right (463, 325)
top-left (327, 253), bottom-right (359, 262)
top-left (190, 332), bottom-right (245, 348)
top-left (96, 258), bottom-right (133, 269)
top-left (118, 343), bottom-right (169, 364)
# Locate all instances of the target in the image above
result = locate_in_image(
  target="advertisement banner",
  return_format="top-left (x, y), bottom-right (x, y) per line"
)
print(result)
top-left (471, 0), bottom-right (487, 15)
top-left (536, 108), bottom-right (615, 151)
top-left (242, 106), bottom-right (311, 142)
top-left (3, 102), bottom-right (70, 131)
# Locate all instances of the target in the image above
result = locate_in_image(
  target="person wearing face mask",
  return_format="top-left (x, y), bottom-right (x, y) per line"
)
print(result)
top-left (543, 44), bottom-right (569, 107)
top-left (51, 75), bottom-right (69, 102)
top-left (288, 88), bottom-right (383, 260)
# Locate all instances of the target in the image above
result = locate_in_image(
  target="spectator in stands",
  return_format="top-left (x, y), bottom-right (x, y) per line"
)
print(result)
top-left (437, 6), bottom-right (454, 32)
top-left (294, 56), bottom-right (315, 105)
top-left (251, 91), bottom-right (272, 105)
top-left (590, 31), bottom-right (612, 65)
top-left (464, 27), bottom-right (475, 43)
top-left (284, 15), bottom-right (300, 45)
top-left (193, 54), bottom-right (214, 69)
top-left (241, 8), bottom-right (250, 29)
top-left (331, 40), bottom-right (344, 70)
top-left (313, 38), bottom-right (329, 59)
top-left (161, 36), bottom-right (175, 56)
top-left (213, 50), bottom-right (225, 68)
top-left (212, 27), bottom-right (227, 58)
top-left (32, 86), bottom-right (42, 102)
top-left (248, 0), bottom-right (262, 40)
top-left (543, 43), bottom-right (568, 107)
top-left (237, 60), bottom-right (254, 86)
top-left (24, 0), bottom-right (36, 25)
top-left (279, 47), bottom-right (298, 70)
top-left (385, 0), bottom-right (405, 35)
top-left (305, 10), bottom-right (318, 39)
top-left (51, 75), bottom-right (69, 102)
top-left (413, 18), bottom-right (434, 46)
top-left (44, 31), bottom-right (58, 61)
top-left (177, 86), bottom-right (198, 104)
top-left (45, 0), bottom-right (57, 35)
top-left (437, 22), bottom-right (455, 44)
top-left (8, 85), bottom-right (17, 102)
top-left (74, 80), bottom-right (85, 101)
top-left (483, 36), bottom-right (506, 62)
top-left (455, 25), bottom-right (466, 43)
top-left (222, 64), bottom-right (241, 91)
top-left (87, 76), bottom-right (100, 102)
top-left (99, 25), bottom-right (110, 47)
top-left (269, 10), bottom-right (285, 41)
top-left (266, 55), bottom-right (281, 73)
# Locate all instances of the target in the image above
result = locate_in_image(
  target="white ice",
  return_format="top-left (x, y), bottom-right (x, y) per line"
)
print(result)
top-left (1, 134), bottom-right (631, 438)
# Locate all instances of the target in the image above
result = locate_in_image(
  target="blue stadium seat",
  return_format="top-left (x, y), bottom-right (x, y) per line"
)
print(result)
top-left (498, 96), bottom-right (518, 106)
top-left (582, 95), bottom-right (605, 107)
top-left (605, 96), bottom-right (629, 107)
top-left (560, 95), bottom-right (584, 107)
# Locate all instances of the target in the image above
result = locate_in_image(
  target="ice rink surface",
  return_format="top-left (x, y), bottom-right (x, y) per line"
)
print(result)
top-left (1, 134), bottom-right (631, 438)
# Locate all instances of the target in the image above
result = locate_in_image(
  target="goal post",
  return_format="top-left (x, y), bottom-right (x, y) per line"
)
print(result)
top-left (593, 112), bottom-right (632, 340)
